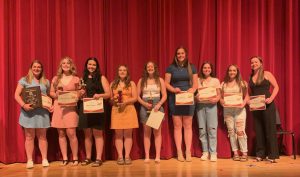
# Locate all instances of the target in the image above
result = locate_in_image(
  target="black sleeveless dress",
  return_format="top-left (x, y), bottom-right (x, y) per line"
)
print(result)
top-left (249, 78), bottom-right (279, 159)
top-left (78, 77), bottom-right (105, 130)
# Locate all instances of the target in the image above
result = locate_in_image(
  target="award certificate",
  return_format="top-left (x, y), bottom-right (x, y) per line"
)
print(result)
top-left (223, 93), bottom-right (243, 107)
top-left (249, 95), bottom-right (266, 111)
top-left (41, 94), bottom-right (52, 110)
top-left (175, 92), bottom-right (194, 105)
top-left (83, 98), bottom-right (104, 113)
top-left (198, 87), bottom-right (217, 102)
top-left (22, 86), bottom-right (42, 109)
top-left (146, 110), bottom-right (165, 130)
top-left (58, 91), bottom-right (78, 106)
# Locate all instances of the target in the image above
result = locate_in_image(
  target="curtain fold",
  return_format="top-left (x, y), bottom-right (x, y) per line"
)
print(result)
top-left (0, 0), bottom-right (299, 163)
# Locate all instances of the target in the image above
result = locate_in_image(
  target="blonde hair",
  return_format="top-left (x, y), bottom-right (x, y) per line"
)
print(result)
top-left (25, 60), bottom-right (48, 86)
top-left (54, 56), bottom-right (77, 89)
top-left (250, 56), bottom-right (264, 85)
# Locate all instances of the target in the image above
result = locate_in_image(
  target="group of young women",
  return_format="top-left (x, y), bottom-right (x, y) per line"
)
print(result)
top-left (14, 46), bottom-right (280, 169)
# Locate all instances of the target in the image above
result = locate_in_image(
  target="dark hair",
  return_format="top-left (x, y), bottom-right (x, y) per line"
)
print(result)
top-left (172, 46), bottom-right (193, 86)
top-left (83, 57), bottom-right (102, 89)
top-left (111, 65), bottom-right (131, 90)
top-left (141, 61), bottom-right (161, 90)
top-left (199, 61), bottom-right (215, 79)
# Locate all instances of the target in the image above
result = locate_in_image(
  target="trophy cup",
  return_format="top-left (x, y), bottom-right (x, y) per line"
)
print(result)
top-left (147, 91), bottom-right (153, 114)
top-left (79, 78), bottom-right (87, 98)
top-left (117, 88), bottom-right (123, 112)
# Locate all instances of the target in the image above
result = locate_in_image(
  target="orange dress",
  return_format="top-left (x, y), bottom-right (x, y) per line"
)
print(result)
top-left (51, 76), bottom-right (80, 128)
top-left (111, 86), bottom-right (139, 129)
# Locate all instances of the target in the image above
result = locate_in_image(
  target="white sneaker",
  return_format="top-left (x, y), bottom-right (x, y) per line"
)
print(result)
top-left (42, 159), bottom-right (49, 167)
top-left (210, 153), bottom-right (217, 162)
top-left (200, 152), bottom-right (209, 161)
top-left (26, 160), bottom-right (34, 169)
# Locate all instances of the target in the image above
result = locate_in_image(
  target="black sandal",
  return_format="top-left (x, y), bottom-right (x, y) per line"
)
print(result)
top-left (61, 160), bottom-right (68, 166)
top-left (267, 159), bottom-right (276, 163)
top-left (255, 157), bottom-right (263, 162)
top-left (91, 159), bottom-right (103, 167)
top-left (81, 159), bottom-right (92, 166)
top-left (72, 160), bottom-right (79, 166)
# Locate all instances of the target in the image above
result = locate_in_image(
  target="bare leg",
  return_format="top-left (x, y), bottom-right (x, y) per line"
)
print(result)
top-left (115, 129), bottom-right (124, 159)
top-left (153, 126), bottom-right (162, 161)
top-left (124, 129), bottom-right (133, 159)
top-left (93, 129), bottom-right (104, 160)
top-left (24, 128), bottom-right (35, 161)
top-left (36, 128), bottom-right (48, 160)
top-left (66, 128), bottom-right (78, 162)
top-left (57, 129), bottom-right (68, 160)
top-left (143, 125), bottom-right (152, 161)
top-left (84, 128), bottom-right (93, 159)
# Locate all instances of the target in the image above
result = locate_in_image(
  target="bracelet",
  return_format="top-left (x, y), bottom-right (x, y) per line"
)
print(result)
top-left (22, 103), bottom-right (26, 108)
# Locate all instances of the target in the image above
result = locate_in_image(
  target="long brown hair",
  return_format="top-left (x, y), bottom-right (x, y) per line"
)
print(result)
top-left (53, 56), bottom-right (77, 89)
top-left (25, 60), bottom-right (48, 86)
top-left (223, 64), bottom-right (247, 94)
top-left (111, 65), bottom-right (131, 90)
top-left (198, 61), bottom-right (215, 86)
top-left (172, 46), bottom-right (193, 86)
top-left (140, 61), bottom-right (161, 90)
top-left (250, 56), bottom-right (264, 85)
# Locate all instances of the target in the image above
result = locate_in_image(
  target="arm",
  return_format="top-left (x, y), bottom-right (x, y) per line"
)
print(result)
top-left (187, 74), bottom-right (198, 93)
top-left (209, 79), bottom-right (221, 104)
top-left (109, 82), bottom-right (116, 106)
top-left (265, 71), bottom-right (279, 104)
top-left (137, 79), bottom-right (152, 109)
top-left (93, 76), bottom-right (111, 99)
top-left (118, 81), bottom-right (138, 108)
top-left (153, 78), bottom-right (167, 111)
top-left (165, 73), bottom-right (181, 93)
top-left (49, 77), bottom-right (58, 99)
top-left (14, 83), bottom-right (33, 111)
top-left (241, 82), bottom-right (249, 108)
top-left (219, 82), bottom-right (225, 107)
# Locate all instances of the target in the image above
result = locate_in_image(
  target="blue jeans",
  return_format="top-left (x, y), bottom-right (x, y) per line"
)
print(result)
top-left (196, 103), bottom-right (218, 153)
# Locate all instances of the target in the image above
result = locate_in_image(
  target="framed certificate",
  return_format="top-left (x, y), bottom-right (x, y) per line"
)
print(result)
top-left (83, 98), bottom-right (104, 113)
top-left (22, 86), bottom-right (42, 109)
top-left (58, 91), bottom-right (78, 106)
top-left (223, 93), bottom-right (243, 108)
top-left (249, 95), bottom-right (266, 111)
top-left (175, 92), bottom-right (194, 105)
top-left (146, 110), bottom-right (165, 130)
top-left (198, 87), bottom-right (217, 102)
top-left (41, 94), bottom-right (53, 110)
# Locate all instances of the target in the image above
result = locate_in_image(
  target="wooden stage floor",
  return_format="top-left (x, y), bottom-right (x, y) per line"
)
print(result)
top-left (1, 156), bottom-right (299, 177)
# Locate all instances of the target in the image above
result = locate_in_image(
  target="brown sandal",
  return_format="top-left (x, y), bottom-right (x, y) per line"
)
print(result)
top-left (233, 155), bottom-right (240, 161)
top-left (240, 155), bottom-right (248, 162)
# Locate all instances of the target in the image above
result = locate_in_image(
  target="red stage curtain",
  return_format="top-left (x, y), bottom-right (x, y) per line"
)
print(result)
top-left (0, 0), bottom-right (299, 163)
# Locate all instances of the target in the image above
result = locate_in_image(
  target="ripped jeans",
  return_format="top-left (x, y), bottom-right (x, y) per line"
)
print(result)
top-left (196, 103), bottom-right (218, 153)
top-left (224, 108), bottom-right (247, 153)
